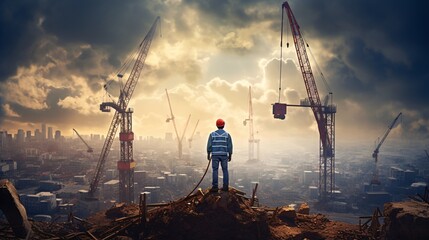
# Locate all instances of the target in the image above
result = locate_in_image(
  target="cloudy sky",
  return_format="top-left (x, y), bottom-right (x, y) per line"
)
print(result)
top-left (0, 0), bottom-right (428, 150)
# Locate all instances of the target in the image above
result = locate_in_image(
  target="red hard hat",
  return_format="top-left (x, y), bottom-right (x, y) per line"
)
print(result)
top-left (216, 119), bottom-right (225, 127)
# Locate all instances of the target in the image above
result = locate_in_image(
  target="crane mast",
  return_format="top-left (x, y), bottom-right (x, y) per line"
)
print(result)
top-left (243, 86), bottom-right (259, 162)
top-left (281, 1), bottom-right (336, 200)
top-left (165, 89), bottom-right (191, 161)
top-left (89, 17), bottom-right (160, 201)
top-left (371, 112), bottom-right (402, 185)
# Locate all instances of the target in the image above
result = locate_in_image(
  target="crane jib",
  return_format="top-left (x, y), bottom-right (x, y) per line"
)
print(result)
top-left (282, 2), bottom-right (333, 154)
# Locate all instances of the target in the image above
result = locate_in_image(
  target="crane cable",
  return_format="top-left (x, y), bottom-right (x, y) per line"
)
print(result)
top-left (278, 7), bottom-right (291, 103)
top-left (278, 7), bottom-right (285, 103)
top-left (301, 33), bottom-right (332, 95)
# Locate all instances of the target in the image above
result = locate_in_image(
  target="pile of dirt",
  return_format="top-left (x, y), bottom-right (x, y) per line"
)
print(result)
top-left (144, 188), bottom-right (270, 240)
top-left (1, 187), bottom-right (369, 239)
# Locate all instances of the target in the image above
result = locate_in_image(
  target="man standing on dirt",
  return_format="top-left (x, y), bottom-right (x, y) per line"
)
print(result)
top-left (207, 118), bottom-right (233, 192)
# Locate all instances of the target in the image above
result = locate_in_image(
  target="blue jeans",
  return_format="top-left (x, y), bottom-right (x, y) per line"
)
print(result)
top-left (212, 155), bottom-right (229, 188)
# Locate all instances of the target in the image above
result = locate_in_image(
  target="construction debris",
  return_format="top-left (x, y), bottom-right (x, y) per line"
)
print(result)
top-left (297, 203), bottom-right (310, 215)
top-left (0, 187), bottom-right (372, 239)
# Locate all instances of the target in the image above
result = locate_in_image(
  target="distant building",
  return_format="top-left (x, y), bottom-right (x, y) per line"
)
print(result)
top-left (91, 134), bottom-right (100, 141)
top-left (0, 131), bottom-right (7, 151)
top-left (41, 123), bottom-right (46, 140)
top-left (35, 129), bottom-right (41, 140)
top-left (0, 131), bottom-right (13, 148)
top-left (21, 192), bottom-right (57, 215)
top-left (6, 133), bottom-right (13, 147)
top-left (17, 129), bottom-right (25, 145)
top-left (303, 170), bottom-right (318, 185)
top-left (54, 130), bottom-right (61, 141)
top-left (26, 130), bottom-right (32, 141)
top-left (48, 127), bottom-right (53, 140)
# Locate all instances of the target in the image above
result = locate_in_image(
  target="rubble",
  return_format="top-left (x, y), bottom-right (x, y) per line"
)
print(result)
top-left (0, 187), bottom-right (373, 239)
top-left (277, 206), bottom-right (297, 222)
top-left (297, 203), bottom-right (310, 215)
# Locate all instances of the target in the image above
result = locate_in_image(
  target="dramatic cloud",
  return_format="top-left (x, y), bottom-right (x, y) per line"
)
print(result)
top-left (0, 0), bottom-right (427, 150)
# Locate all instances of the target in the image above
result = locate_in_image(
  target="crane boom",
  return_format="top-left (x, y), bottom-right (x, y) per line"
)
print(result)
top-left (89, 17), bottom-right (160, 196)
top-left (371, 112), bottom-right (402, 185)
top-left (73, 128), bottom-right (93, 153)
top-left (372, 112), bottom-right (402, 162)
top-left (165, 89), bottom-right (180, 141)
top-left (188, 120), bottom-right (200, 148)
top-left (282, 1), bottom-right (331, 157)
top-left (180, 114), bottom-right (192, 143)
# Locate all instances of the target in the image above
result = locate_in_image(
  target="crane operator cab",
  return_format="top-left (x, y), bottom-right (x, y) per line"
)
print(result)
top-left (272, 103), bottom-right (287, 120)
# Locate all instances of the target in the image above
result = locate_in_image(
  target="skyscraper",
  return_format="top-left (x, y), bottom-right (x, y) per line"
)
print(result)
top-left (42, 123), bottom-right (46, 140)
top-left (26, 131), bottom-right (31, 141)
top-left (17, 129), bottom-right (25, 144)
top-left (55, 130), bottom-right (61, 141)
top-left (35, 129), bottom-right (41, 141)
top-left (48, 127), bottom-right (53, 140)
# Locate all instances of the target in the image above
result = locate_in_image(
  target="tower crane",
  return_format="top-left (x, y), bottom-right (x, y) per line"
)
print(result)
top-left (273, 1), bottom-right (337, 200)
top-left (188, 120), bottom-right (200, 149)
top-left (89, 17), bottom-right (160, 203)
top-left (165, 89), bottom-right (191, 160)
top-left (73, 128), bottom-right (93, 153)
top-left (371, 112), bottom-right (402, 185)
top-left (243, 86), bottom-right (259, 162)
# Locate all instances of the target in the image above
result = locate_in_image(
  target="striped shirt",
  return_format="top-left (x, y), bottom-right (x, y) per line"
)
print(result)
top-left (207, 129), bottom-right (233, 156)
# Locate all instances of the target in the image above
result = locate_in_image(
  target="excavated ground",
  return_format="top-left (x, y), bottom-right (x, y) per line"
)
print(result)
top-left (1, 187), bottom-right (371, 239)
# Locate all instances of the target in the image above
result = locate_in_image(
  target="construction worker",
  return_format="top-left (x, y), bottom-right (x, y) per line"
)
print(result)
top-left (207, 118), bottom-right (233, 192)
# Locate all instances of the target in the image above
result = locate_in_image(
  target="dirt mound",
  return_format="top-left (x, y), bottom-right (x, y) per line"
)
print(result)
top-left (145, 188), bottom-right (270, 240)
top-left (2, 187), bottom-right (368, 239)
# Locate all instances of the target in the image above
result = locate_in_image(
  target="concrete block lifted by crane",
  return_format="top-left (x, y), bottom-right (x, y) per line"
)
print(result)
top-left (273, 103), bottom-right (287, 120)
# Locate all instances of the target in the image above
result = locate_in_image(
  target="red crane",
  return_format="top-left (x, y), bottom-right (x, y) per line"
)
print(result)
top-left (89, 17), bottom-right (160, 203)
top-left (274, 1), bottom-right (336, 200)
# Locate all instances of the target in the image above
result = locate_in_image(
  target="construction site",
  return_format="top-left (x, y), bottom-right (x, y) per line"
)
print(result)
top-left (1, 1), bottom-right (429, 239)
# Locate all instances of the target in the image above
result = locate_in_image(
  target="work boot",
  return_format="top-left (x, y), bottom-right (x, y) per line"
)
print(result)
top-left (210, 187), bottom-right (219, 192)
top-left (222, 186), bottom-right (229, 192)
